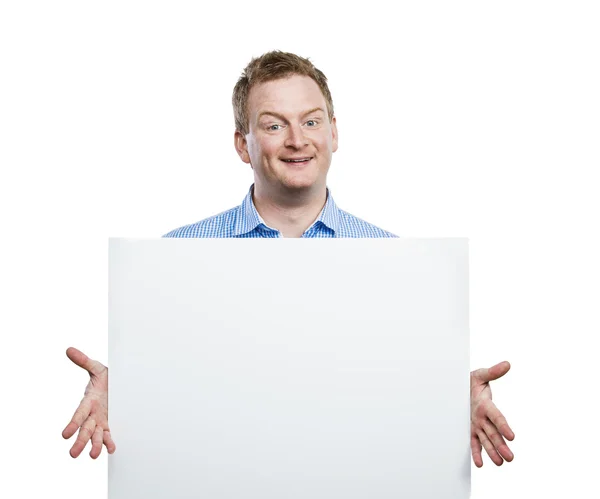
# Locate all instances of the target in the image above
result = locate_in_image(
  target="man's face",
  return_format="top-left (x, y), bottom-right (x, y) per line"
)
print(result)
top-left (234, 75), bottom-right (338, 194)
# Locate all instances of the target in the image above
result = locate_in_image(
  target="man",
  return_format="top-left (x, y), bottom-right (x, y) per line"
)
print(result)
top-left (63, 51), bottom-right (515, 468)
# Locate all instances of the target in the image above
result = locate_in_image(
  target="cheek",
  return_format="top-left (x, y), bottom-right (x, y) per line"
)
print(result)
top-left (315, 134), bottom-right (333, 154)
top-left (258, 139), bottom-right (281, 161)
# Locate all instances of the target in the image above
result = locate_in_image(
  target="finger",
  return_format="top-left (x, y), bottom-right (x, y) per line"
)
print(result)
top-left (470, 430), bottom-right (483, 468)
top-left (62, 398), bottom-right (92, 439)
top-left (484, 400), bottom-right (515, 441)
top-left (481, 418), bottom-right (514, 462)
top-left (104, 430), bottom-right (117, 454)
top-left (70, 418), bottom-right (96, 458)
top-left (477, 429), bottom-right (503, 466)
top-left (66, 347), bottom-right (106, 376)
top-left (90, 426), bottom-right (104, 459)
top-left (471, 361), bottom-right (511, 384)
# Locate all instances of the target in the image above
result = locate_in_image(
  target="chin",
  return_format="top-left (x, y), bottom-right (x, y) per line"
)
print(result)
top-left (281, 176), bottom-right (321, 191)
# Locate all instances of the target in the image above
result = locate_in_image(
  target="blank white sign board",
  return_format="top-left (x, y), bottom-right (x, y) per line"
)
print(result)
top-left (108, 238), bottom-right (470, 498)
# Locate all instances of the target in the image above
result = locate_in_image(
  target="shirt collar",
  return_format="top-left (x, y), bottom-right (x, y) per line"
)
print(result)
top-left (231, 184), bottom-right (342, 237)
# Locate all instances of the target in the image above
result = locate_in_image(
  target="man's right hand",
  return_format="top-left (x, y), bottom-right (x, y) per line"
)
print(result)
top-left (62, 347), bottom-right (116, 458)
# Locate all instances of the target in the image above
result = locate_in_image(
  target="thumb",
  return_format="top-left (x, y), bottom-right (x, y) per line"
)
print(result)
top-left (66, 347), bottom-right (106, 376)
top-left (471, 361), bottom-right (511, 384)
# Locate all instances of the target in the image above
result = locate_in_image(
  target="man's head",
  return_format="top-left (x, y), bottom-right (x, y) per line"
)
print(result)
top-left (232, 51), bottom-right (335, 136)
top-left (233, 51), bottom-right (338, 196)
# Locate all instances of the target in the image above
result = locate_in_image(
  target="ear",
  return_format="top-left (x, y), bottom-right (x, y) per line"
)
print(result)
top-left (234, 130), bottom-right (252, 165)
top-left (331, 116), bottom-right (338, 153)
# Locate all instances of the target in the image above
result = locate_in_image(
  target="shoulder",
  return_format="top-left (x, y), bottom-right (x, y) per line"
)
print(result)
top-left (336, 209), bottom-right (399, 238)
top-left (162, 206), bottom-right (239, 238)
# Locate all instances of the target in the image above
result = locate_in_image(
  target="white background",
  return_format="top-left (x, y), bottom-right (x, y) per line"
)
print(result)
top-left (1, 1), bottom-right (598, 498)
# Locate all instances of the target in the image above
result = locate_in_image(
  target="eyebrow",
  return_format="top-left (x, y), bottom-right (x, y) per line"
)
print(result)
top-left (258, 107), bottom-right (326, 121)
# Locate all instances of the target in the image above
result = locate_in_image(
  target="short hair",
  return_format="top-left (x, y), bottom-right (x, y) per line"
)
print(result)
top-left (232, 50), bottom-right (335, 135)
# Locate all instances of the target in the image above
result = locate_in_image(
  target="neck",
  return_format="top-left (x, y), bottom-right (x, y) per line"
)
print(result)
top-left (252, 184), bottom-right (327, 238)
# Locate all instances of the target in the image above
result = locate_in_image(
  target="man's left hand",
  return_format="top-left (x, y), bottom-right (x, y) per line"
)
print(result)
top-left (470, 361), bottom-right (515, 467)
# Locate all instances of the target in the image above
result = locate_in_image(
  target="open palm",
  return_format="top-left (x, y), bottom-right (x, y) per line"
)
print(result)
top-left (470, 361), bottom-right (515, 467)
top-left (62, 347), bottom-right (115, 458)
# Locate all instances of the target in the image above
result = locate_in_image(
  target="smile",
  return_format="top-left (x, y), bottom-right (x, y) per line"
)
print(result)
top-left (281, 157), bottom-right (312, 164)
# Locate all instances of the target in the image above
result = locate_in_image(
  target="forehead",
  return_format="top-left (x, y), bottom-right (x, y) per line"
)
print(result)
top-left (247, 75), bottom-right (327, 119)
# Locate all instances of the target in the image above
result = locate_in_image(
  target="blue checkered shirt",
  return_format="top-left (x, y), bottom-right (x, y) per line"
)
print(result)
top-left (163, 184), bottom-right (397, 238)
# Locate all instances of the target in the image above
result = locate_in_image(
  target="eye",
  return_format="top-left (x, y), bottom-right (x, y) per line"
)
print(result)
top-left (306, 120), bottom-right (317, 127)
top-left (268, 124), bottom-right (282, 131)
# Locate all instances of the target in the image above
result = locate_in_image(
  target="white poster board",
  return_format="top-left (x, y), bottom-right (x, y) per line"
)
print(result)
top-left (108, 238), bottom-right (470, 498)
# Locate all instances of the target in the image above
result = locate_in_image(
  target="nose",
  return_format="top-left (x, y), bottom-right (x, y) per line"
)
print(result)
top-left (284, 123), bottom-right (309, 149)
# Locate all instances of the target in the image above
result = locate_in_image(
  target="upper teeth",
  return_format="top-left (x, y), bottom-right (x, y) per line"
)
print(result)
top-left (285, 158), bottom-right (309, 162)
